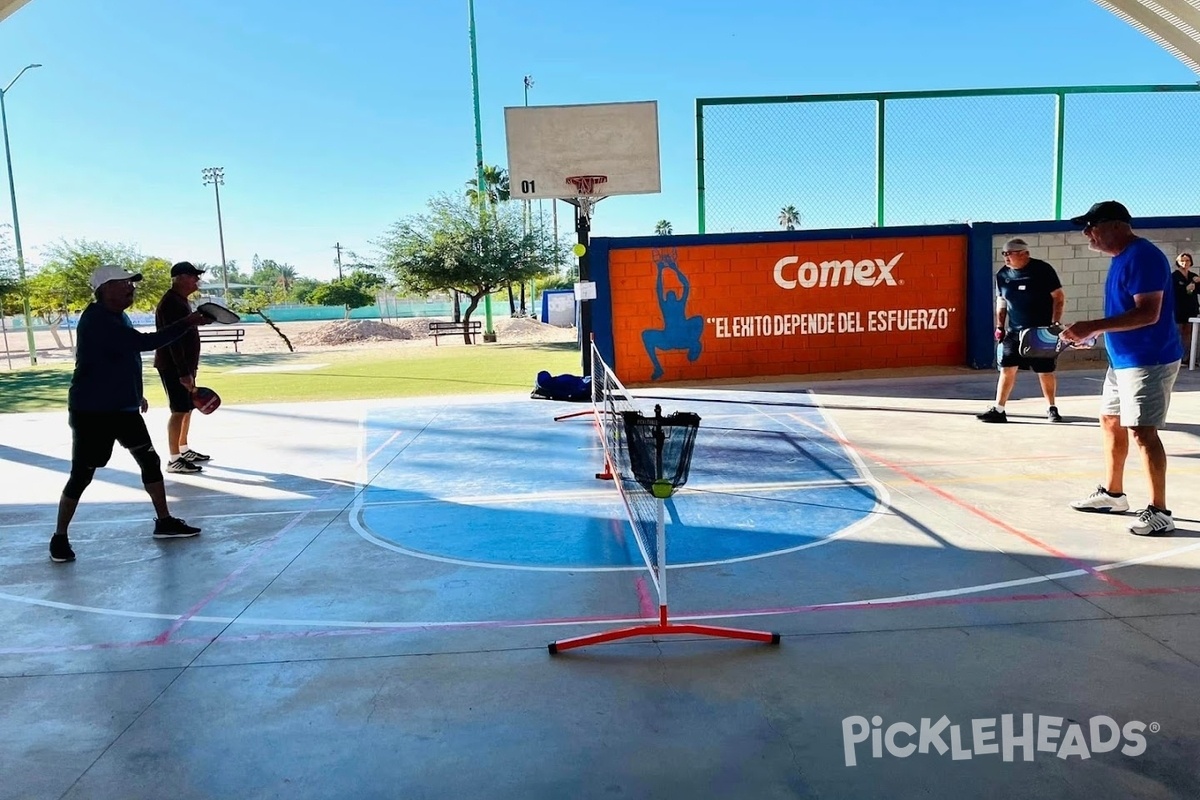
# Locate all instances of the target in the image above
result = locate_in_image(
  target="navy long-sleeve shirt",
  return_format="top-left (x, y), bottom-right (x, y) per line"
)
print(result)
top-left (67, 303), bottom-right (193, 412)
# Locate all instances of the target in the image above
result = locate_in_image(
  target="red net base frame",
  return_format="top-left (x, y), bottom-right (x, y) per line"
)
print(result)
top-left (549, 615), bottom-right (781, 654)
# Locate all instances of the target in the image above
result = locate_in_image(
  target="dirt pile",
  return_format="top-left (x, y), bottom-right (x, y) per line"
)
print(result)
top-left (292, 320), bottom-right (416, 346)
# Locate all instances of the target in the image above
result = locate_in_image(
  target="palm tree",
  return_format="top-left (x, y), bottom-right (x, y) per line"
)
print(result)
top-left (778, 206), bottom-right (801, 231)
top-left (654, 220), bottom-right (673, 236)
top-left (274, 263), bottom-right (298, 292)
top-left (465, 165), bottom-right (511, 207)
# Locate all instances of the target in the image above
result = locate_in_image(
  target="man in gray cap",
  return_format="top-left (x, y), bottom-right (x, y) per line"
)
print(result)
top-left (1061, 201), bottom-right (1182, 536)
top-left (976, 237), bottom-right (1066, 423)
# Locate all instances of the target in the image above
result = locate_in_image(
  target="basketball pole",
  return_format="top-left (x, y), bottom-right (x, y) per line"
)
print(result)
top-left (576, 204), bottom-right (592, 377)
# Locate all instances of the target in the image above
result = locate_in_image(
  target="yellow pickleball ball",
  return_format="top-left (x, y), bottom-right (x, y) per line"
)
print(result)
top-left (572, 243), bottom-right (586, 257)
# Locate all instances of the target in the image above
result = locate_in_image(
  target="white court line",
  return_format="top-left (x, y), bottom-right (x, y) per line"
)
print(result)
top-left (0, 478), bottom-right (880, 531)
top-left (4, 539), bottom-right (1200, 633)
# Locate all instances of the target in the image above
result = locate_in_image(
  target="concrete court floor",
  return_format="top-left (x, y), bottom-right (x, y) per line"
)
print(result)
top-left (2, 363), bottom-right (1200, 800)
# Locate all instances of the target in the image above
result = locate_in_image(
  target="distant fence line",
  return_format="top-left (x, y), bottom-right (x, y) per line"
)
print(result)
top-left (696, 84), bottom-right (1200, 234)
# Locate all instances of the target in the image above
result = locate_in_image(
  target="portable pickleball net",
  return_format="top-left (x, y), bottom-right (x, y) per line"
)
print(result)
top-left (548, 342), bottom-right (781, 653)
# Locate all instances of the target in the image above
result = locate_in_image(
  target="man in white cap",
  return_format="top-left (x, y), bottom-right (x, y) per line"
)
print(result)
top-left (1061, 201), bottom-right (1182, 536)
top-left (976, 237), bottom-right (1066, 423)
top-left (49, 265), bottom-right (213, 563)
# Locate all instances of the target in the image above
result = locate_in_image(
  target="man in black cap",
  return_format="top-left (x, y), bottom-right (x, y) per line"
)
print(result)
top-left (154, 261), bottom-right (211, 474)
top-left (1060, 201), bottom-right (1182, 536)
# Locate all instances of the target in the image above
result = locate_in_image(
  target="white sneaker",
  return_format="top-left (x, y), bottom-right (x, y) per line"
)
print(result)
top-left (1129, 506), bottom-right (1174, 536)
top-left (1070, 485), bottom-right (1130, 513)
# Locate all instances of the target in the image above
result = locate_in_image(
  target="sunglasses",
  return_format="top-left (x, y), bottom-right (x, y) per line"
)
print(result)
top-left (1001, 251), bottom-right (1027, 256)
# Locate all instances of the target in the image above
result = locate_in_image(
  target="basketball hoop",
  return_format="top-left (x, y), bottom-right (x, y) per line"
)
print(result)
top-left (566, 174), bottom-right (607, 221)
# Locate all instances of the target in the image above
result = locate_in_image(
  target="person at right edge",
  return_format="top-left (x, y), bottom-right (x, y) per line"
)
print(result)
top-left (155, 261), bottom-right (210, 474)
top-left (1060, 201), bottom-right (1182, 536)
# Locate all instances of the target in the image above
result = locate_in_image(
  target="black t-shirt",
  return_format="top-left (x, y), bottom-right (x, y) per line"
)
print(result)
top-left (996, 259), bottom-right (1062, 331)
top-left (1171, 269), bottom-right (1199, 319)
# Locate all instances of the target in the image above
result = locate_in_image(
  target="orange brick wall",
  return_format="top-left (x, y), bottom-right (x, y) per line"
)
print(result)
top-left (607, 235), bottom-right (968, 383)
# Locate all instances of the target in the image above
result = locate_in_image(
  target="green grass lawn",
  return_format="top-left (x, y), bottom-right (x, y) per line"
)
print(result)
top-left (0, 342), bottom-right (583, 413)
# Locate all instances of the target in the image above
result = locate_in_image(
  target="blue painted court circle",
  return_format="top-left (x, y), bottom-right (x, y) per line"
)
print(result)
top-left (356, 395), bottom-right (882, 570)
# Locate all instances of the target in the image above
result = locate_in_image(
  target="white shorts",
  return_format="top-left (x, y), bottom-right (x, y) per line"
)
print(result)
top-left (1100, 363), bottom-right (1179, 428)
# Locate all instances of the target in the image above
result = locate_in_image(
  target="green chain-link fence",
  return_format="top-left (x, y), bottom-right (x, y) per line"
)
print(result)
top-left (696, 85), bottom-right (1200, 234)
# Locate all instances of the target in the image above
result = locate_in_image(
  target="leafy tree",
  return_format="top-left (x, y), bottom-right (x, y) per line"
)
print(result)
top-left (654, 220), bottom-right (673, 235)
top-left (205, 260), bottom-right (249, 290)
top-left (250, 255), bottom-right (299, 292)
top-left (465, 165), bottom-right (511, 207)
top-left (289, 277), bottom-right (324, 304)
top-left (0, 224), bottom-right (22, 316)
top-left (778, 206), bottom-right (801, 231)
top-left (376, 194), bottom-right (563, 344)
top-left (308, 278), bottom-right (375, 314)
top-left (346, 268), bottom-right (385, 292)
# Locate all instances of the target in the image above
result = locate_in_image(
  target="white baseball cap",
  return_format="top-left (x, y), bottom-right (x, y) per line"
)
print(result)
top-left (89, 264), bottom-right (143, 290)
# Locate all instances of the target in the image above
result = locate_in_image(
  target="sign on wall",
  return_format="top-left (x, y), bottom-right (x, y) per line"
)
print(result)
top-left (606, 236), bottom-right (968, 382)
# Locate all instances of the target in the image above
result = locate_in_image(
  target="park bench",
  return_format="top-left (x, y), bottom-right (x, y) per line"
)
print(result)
top-left (198, 327), bottom-right (246, 353)
top-left (428, 319), bottom-right (481, 345)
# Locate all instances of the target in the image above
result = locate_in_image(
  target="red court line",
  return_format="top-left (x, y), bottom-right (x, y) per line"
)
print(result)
top-left (152, 430), bottom-right (405, 645)
top-left (150, 491), bottom-right (337, 645)
top-left (787, 414), bottom-right (1135, 592)
top-left (635, 576), bottom-right (655, 619)
top-left (6, 583), bottom-right (1200, 658)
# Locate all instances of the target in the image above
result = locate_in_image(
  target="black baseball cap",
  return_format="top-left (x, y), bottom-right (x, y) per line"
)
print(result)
top-left (1070, 200), bottom-right (1132, 227)
top-left (170, 261), bottom-right (206, 277)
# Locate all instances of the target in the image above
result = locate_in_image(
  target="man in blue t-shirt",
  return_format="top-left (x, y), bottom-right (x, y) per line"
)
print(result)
top-left (1061, 201), bottom-right (1182, 536)
top-left (976, 238), bottom-right (1066, 423)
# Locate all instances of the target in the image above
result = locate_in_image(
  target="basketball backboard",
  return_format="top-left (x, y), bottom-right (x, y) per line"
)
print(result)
top-left (504, 100), bottom-right (661, 202)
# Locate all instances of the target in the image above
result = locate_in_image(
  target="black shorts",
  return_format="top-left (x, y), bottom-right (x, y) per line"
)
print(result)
top-left (157, 368), bottom-right (194, 413)
top-left (998, 331), bottom-right (1056, 374)
top-left (70, 410), bottom-right (153, 469)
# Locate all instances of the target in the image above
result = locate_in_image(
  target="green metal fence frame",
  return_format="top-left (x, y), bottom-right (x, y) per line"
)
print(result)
top-left (695, 84), bottom-right (1200, 234)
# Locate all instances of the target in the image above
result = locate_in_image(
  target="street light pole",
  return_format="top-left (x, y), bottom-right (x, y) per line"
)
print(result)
top-left (201, 167), bottom-right (229, 302)
top-left (467, 0), bottom-right (496, 341)
top-left (1, 63), bottom-right (42, 366)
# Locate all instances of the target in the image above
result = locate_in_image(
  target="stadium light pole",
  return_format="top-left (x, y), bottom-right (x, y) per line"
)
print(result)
top-left (467, 0), bottom-right (496, 341)
top-left (201, 167), bottom-right (229, 302)
top-left (1, 63), bottom-right (42, 366)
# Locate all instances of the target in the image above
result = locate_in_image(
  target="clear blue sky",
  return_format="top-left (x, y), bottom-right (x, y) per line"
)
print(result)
top-left (0, 0), bottom-right (1195, 281)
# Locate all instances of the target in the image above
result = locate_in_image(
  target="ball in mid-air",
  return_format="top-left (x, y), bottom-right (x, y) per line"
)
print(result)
top-left (572, 243), bottom-right (586, 257)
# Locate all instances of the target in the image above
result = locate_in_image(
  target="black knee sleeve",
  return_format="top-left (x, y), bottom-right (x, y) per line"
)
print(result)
top-left (131, 444), bottom-right (163, 485)
top-left (63, 465), bottom-right (95, 500)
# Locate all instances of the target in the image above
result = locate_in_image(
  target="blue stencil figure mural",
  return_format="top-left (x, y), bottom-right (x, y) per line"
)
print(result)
top-left (642, 248), bottom-right (705, 380)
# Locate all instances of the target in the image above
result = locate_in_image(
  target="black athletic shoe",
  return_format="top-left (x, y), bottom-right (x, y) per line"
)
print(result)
top-left (1047, 406), bottom-right (1064, 423)
top-left (976, 406), bottom-right (1007, 423)
top-left (180, 449), bottom-right (211, 463)
top-left (153, 517), bottom-right (201, 539)
top-left (50, 534), bottom-right (75, 563)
